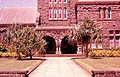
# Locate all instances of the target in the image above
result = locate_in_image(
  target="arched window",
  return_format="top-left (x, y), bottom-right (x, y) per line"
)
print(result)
top-left (64, 7), bottom-right (67, 19)
top-left (54, 0), bottom-right (57, 3)
top-left (98, 7), bottom-right (101, 18)
top-left (64, 0), bottom-right (67, 3)
top-left (49, 7), bottom-right (52, 19)
top-left (54, 8), bottom-right (57, 19)
top-left (108, 7), bottom-right (111, 19)
top-left (59, 8), bottom-right (62, 19)
top-left (59, 0), bottom-right (62, 3)
top-left (49, 0), bottom-right (52, 3)
top-left (103, 7), bottom-right (106, 18)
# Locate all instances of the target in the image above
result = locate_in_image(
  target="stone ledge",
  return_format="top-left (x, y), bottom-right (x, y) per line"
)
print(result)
top-left (0, 59), bottom-right (45, 77)
top-left (92, 70), bottom-right (120, 77)
top-left (0, 71), bottom-right (28, 77)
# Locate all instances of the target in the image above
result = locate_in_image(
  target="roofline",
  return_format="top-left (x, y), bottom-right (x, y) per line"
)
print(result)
top-left (75, 1), bottom-right (120, 6)
top-left (0, 23), bottom-right (36, 26)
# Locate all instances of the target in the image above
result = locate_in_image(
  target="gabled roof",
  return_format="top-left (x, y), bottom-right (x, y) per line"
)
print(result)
top-left (76, 0), bottom-right (120, 6)
top-left (0, 7), bottom-right (37, 25)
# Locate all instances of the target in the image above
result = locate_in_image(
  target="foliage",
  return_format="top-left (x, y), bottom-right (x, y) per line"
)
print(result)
top-left (88, 50), bottom-right (120, 57)
top-left (0, 44), bottom-right (7, 52)
top-left (68, 17), bottom-right (102, 57)
top-left (2, 24), bottom-right (47, 59)
top-left (0, 44), bottom-right (24, 57)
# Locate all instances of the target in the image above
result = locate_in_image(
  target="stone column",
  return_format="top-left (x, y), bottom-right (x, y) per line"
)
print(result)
top-left (58, 40), bottom-right (62, 54)
top-left (77, 45), bottom-right (82, 54)
top-left (55, 40), bottom-right (59, 54)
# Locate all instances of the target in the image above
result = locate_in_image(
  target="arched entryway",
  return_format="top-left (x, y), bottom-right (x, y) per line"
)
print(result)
top-left (61, 36), bottom-right (77, 54)
top-left (43, 36), bottom-right (56, 54)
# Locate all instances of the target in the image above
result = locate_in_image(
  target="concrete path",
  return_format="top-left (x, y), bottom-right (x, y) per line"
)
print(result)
top-left (29, 57), bottom-right (91, 77)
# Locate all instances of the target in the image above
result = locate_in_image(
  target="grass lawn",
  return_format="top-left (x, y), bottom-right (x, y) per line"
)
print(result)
top-left (74, 57), bottom-right (120, 72)
top-left (0, 58), bottom-right (42, 71)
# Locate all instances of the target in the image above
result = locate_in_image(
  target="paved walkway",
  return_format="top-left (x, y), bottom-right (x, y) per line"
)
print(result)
top-left (29, 57), bottom-right (91, 77)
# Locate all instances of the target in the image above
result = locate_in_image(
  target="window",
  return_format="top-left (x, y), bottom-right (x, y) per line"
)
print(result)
top-left (92, 42), bottom-right (96, 49)
top-left (59, 8), bottom-right (62, 19)
top-left (108, 7), bottom-right (111, 19)
top-left (59, 0), bottom-right (62, 3)
top-left (64, 0), bottom-right (67, 3)
top-left (103, 8), bottom-right (106, 18)
top-left (98, 43), bottom-right (102, 49)
top-left (115, 30), bottom-right (119, 34)
top-left (54, 0), bottom-right (57, 3)
top-left (98, 7), bottom-right (101, 18)
top-left (109, 36), bottom-right (114, 48)
top-left (116, 36), bottom-right (119, 48)
top-left (49, 0), bottom-right (52, 3)
top-left (54, 8), bottom-right (57, 19)
top-left (64, 7), bottom-right (67, 19)
top-left (109, 30), bottom-right (114, 34)
top-left (49, 8), bottom-right (52, 19)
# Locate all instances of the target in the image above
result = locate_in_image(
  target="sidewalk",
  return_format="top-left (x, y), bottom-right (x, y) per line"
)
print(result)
top-left (29, 57), bottom-right (91, 77)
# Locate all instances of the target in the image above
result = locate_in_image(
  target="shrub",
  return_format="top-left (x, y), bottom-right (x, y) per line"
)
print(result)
top-left (88, 50), bottom-right (120, 57)
top-left (0, 51), bottom-right (25, 57)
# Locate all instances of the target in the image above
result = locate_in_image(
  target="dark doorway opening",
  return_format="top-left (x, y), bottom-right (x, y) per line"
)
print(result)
top-left (61, 36), bottom-right (77, 54)
top-left (43, 36), bottom-right (56, 54)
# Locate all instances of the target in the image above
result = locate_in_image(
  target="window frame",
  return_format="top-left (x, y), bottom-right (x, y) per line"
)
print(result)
top-left (64, 7), bottom-right (67, 19)
top-left (103, 7), bottom-right (106, 18)
top-left (59, 8), bottom-right (62, 19)
top-left (59, 0), bottom-right (62, 3)
top-left (54, 8), bottom-right (57, 19)
top-left (49, 0), bottom-right (52, 3)
top-left (49, 7), bottom-right (52, 19)
top-left (98, 7), bottom-right (101, 18)
top-left (54, 0), bottom-right (57, 3)
top-left (108, 7), bottom-right (111, 19)
top-left (64, 0), bottom-right (67, 3)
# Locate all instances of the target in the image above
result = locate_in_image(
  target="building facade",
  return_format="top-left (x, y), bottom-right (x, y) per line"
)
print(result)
top-left (37, 0), bottom-right (120, 54)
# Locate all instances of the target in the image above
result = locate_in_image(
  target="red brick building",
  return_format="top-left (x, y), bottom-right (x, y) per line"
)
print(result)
top-left (1, 0), bottom-right (120, 54)
top-left (37, 0), bottom-right (120, 54)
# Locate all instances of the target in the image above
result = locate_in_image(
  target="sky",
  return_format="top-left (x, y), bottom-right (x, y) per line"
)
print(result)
top-left (0, 0), bottom-right (37, 9)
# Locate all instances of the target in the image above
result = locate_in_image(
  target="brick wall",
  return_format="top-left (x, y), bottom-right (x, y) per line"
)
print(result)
top-left (77, 4), bottom-right (120, 49)
top-left (37, 0), bottom-right (77, 26)
top-left (38, 0), bottom-right (120, 49)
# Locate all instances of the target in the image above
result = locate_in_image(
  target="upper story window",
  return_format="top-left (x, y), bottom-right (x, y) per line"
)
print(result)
top-left (98, 7), bottom-right (101, 18)
top-left (103, 7), bottom-right (106, 18)
top-left (64, 7), bottom-right (67, 19)
top-left (64, 0), bottom-right (67, 3)
top-left (49, 8), bottom-right (52, 19)
top-left (54, 8), bottom-right (57, 19)
top-left (54, 0), bottom-right (57, 3)
top-left (59, 0), bottom-right (62, 3)
top-left (108, 7), bottom-right (111, 19)
top-left (59, 8), bottom-right (62, 19)
top-left (49, 0), bottom-right (52, 3)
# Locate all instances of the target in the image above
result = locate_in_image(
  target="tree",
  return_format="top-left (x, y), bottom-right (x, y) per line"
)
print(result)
top-left (2, 24), bottom-right (47, 59)
top-left (68, 17), bottom-right (102, 57)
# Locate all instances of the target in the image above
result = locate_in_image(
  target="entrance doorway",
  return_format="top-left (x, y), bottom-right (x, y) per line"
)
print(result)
top-left (43, 36), bottom-right (56, 54)
top-left (61, 36), bottom-right (77, 54)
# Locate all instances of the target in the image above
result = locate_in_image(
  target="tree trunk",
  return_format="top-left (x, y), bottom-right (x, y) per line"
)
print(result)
top-left (29, 50), bottom-right (32, 60)
top-left (17, 50), bottom-right (21, 60)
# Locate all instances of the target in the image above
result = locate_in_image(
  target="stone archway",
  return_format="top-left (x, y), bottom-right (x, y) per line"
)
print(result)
top-left (61, 36), bottom-right (77, 54)
top-left (43, 36), bottom-right (56, 54)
